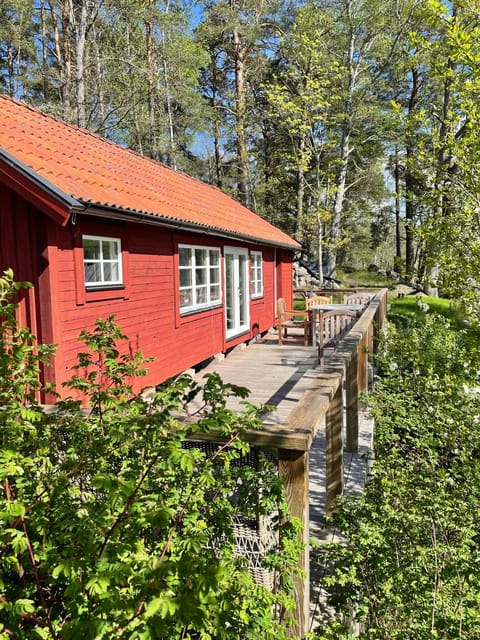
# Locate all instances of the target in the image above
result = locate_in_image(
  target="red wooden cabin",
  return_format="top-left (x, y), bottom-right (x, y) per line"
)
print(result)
top-left (0, 96), bottom-right (299, 401)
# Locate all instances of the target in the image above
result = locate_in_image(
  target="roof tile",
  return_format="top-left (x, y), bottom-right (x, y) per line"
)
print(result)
top-left (0, 95), bottom-right (299, 249)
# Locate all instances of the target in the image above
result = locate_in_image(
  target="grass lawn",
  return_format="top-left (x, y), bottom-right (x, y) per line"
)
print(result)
top-left (388, 295), bottom-right (465, 327)
top-left (387, 295), bottom-right (480, 343)
top-left (337, 269), bottom-right (392, 288)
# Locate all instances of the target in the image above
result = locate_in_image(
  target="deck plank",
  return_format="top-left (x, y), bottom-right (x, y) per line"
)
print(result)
top-left (191, 328), bottom-right (320, 424)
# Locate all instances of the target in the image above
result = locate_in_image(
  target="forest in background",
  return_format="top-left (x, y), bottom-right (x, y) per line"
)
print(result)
top-left (3, 0), bottom-right (480, 310)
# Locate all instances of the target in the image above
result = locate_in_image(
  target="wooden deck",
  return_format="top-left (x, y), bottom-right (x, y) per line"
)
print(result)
top-left (190, 328), bottom-right (320, 424)
top-left (189, 291), bottom-right (388, 637)
top-left (191, 326), bottom-right (374, 626)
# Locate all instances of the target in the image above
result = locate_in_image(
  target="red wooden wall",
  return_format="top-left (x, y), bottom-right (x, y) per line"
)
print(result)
top-left (0, 186), bottom-right (293, 401)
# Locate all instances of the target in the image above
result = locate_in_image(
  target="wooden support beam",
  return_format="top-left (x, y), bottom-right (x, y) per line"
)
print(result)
top-left (357, 332), bottom-right (369, 395)
top-left (367, 321), bottom-right (374, 363)
top-left (345, 348), bottom-right (359, 453)
top-left (326, 382), bottom-right (344, 513)
top-left (278, 448), bottom-right (310, 638)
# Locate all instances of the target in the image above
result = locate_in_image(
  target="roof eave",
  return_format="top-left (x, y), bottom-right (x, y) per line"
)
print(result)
top-left (0, 148), bottom-right (84, 225)
top-left (80, 203), bottom-right (301, 251)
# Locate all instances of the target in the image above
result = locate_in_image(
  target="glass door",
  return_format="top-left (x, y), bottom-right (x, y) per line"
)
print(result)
top-left (225, 247), bottom-right (249, 339)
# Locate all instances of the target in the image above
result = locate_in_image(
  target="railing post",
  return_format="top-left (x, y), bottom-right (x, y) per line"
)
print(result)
top-left (278, 448), bottom-right (310, 638)
top-left (357, 333), bottom-right (369, 395)
top-left (345, 349), bottom-right (359, 453)
top-left (326, 382), bottom-right (344, 513)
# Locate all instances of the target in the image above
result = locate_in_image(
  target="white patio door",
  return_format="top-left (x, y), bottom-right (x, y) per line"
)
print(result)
top-left (225, 247), bottom-right (249, 339)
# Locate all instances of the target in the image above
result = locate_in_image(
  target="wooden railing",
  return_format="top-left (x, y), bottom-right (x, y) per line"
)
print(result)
top-left (273, 289), bottom-right (387, 636)
top-left (188, 289), bottom-right (388, 638)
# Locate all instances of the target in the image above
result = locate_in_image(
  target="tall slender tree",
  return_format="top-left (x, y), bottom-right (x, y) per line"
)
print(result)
top-left (197, 0), bottom-right (284, 206)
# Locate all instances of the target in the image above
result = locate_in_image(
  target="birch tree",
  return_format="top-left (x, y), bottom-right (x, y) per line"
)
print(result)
top-left (319, 0), bottom-right (390, 279)
top-left (263, 2), bottom-right (337, 279)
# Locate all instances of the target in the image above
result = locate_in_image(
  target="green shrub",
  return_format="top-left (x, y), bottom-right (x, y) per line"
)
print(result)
top-left (0, 270), bottom-right (301, 639)
top-left (314, 310), bottom-right (480, 639)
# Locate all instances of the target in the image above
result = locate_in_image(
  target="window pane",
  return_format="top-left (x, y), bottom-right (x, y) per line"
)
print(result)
top-left (179, 247), bottom-right (192, 266)
top-left (102, 240), bottom-right (117, 260)
top-left (195, 248), bottom-right (207, 266)
top-left (196, 268), bottom-right (207, 285)
top-left (85, 262), bottom-right (100, 282)
top-left (180, 270), bottom-right (192, 287)
top-left (209, 249), bottom-right (219, 265)
top-left (197, 286), bottom-right (207, 304)
top-left (210, 266), bottom-right (220, 284)
top-left (83, 239), bottom-right (100, 260)
top-left (103, 262), bottom-right (119, 282)
top-left (180, 289), bottom-right (192, 307)
top-left (211, 285), bottom-right (221, 301)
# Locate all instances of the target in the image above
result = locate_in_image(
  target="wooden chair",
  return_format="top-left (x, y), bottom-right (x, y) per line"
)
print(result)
top-left (305, 295), bottom-right (333, 310)
top-left (276, 298), bottom-right (310, 346)
top-left (344, 292), bottom-right (375, 306)
top-left (305, 295), bottom-right (333, 344)
top-left (317, 308), bottom-right (360, 361)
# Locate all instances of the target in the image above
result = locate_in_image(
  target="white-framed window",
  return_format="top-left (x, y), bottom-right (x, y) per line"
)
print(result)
top-left (179, 244), bottom-right (221, 313)
top-left (83, 235), bottom-right (123, 288)
top-left (250, 251), bottom-right (263, 299)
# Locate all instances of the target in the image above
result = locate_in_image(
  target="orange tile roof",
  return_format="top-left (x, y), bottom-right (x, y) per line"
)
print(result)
top-left (0, 95), bottom-right (299, 249)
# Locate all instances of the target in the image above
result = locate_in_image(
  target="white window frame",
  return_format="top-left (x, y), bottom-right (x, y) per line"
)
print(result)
top-left (178, 244), bottom-right (221, 314)
top-left (83, 235), bottom-right (123, 289)
top-left (250, 251), bottom-right (263, 299)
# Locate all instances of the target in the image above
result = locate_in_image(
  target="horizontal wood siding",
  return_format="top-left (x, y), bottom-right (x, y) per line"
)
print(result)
top-left (0, 186), bottom-right (59, 399)
top-left (1, 191), bottom-right (295, 401)
top-left (50, 222), bottom-right (289, 399)
top-left (276, 250), bottom-right (294, 307)
top-left (250, 247), bottom-right (275, 335)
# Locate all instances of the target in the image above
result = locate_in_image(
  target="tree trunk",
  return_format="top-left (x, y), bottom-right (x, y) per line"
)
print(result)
top-left (49, 5), bottom-right (63, 103)
top-left (7, 45), bottom-right (15, 97)
top-left (92, 27), bottom-right (105, 133)
top-left (145, 20), bottom-right (158, 160)
top-left (60, 0), bottom-right (72, 118)
top-left (232, 24), bottom-right (249, 207)
top-left (213, 107), bottom-right (223, 188)
top-left (404, 144), bottom-right (415, 275)
top-left (404, 67), bottom-right (419, 278)
top-left (296, 136), bottom-right (306, 241)
top-left (161, 40), bottom-right (177, 169)
top-left (394, 150), bottom-right (402, 269)
top-left (72, 0), bottom-right (88, 128)
top-left (40, 0), bottom-right (49, 101)
top-left (425, 59), bottom-right (455, 298)
top-left (317, 211), bottom-right (324, 285)
top-left (325, 118), bottom-right (351, 279)
top-left (325, 11), bottom-right (356, 280)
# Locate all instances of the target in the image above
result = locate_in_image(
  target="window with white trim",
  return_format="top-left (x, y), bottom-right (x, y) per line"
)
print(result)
top-left (250, 251), bottom-right (263, 299)
top-left (179, 245), bottom-right (221, 312)
top-left (83, 235), bottom-right (123, 288)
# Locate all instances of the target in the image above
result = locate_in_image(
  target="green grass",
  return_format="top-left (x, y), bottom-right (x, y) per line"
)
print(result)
top-left (337, 269), bottom-right (392, 288)
top-left (293, 299), bottom-right (306, 311)
top-left (388, 295), bottom-right (467, 329)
